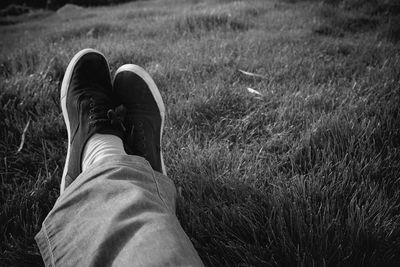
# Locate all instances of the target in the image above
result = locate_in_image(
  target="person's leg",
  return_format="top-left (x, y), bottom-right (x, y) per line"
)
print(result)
top-left (36, 155), bottom-right (203, 267)
top-left (35, 49), bottom-right (204, 267)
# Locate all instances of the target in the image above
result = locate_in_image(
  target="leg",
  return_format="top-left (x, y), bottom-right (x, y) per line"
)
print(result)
top-left (36, 155), bottom-right (203, 267)
top-left (35, 49), bottom-right (204, 267)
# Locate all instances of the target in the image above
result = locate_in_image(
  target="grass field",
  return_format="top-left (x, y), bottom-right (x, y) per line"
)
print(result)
top-left (1, 0), bottom-right (400, 266)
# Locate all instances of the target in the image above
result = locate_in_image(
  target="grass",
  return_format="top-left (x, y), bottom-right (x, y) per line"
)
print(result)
top-left (1, 0), bottom-right (400, 266)
top-left (312, 0), bottom-right (400, 41)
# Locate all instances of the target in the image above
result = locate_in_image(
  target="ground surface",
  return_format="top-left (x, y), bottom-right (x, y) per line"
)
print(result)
top-left (1, 0), bottom-right (400, 266)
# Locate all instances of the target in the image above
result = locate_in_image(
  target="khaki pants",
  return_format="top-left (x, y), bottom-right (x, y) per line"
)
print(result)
top-left (35, 155), bottom-right (204, 267)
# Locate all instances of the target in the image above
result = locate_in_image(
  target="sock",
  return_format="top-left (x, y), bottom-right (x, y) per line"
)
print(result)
top-left (82, 134), bottom-right (127, 172)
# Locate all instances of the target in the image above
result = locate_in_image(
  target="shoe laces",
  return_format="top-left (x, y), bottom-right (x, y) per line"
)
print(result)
top-left (88, 97), bottom-right (125, 131)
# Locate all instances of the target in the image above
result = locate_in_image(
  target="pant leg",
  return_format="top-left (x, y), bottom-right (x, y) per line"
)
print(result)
top-left (35, 155), bottom-right (204, 267)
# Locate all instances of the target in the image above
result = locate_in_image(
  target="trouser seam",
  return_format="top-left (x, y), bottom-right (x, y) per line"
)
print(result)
top-left (150, 167), bottom-right (172, 213)
top-left (42, 223), bottom-right (56, 267)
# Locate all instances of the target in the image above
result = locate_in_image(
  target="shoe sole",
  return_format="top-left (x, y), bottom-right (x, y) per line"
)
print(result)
top-left (114, 64), bottom-right (167, 176)
top-left (60, 48), bottom-right (110, 194)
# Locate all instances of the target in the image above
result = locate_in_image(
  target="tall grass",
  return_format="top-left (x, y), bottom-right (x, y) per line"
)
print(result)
top-left (1, 0), bottom-right (400, 266)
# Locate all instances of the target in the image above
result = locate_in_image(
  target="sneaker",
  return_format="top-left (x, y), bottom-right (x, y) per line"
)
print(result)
top-left (113, 64), bottom-right (166, 175)
top-left (60, 48), bottom-right (124, 193)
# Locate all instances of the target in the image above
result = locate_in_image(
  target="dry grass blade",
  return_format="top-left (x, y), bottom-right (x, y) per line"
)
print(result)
top-left (246, 87), bottom-right (263, 96)
top-left (239, 69), bottom-right (267, 79)
top-left (16, 118), bottom-right (31, 154)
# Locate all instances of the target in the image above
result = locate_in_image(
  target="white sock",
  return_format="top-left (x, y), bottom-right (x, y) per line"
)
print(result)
top-left (82, 134), bottom-right (127, 171)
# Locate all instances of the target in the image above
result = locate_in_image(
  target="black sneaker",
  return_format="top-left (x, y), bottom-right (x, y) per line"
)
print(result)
top-left (113, 64), bottom-right (166, 175)
top-left (60, 48), bottom-right (124, 193)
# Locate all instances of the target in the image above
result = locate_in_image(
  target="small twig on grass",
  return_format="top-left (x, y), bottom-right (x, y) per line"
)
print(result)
top-left (239, 69), bottom-right (267, 79)
top-left (16, 118), bottom-right (31, 154)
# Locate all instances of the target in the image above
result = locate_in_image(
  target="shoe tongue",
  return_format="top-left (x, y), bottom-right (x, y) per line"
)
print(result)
top-left (90, 90), bottom-right (112, 102)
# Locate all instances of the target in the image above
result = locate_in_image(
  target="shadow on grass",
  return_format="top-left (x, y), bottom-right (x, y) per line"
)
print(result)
top-left (0, 9), bottom-right (53, 26)
top-left (313, 4), bottom-right (379, 37)
top-left (311, 0), bottom-right (400, 42)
